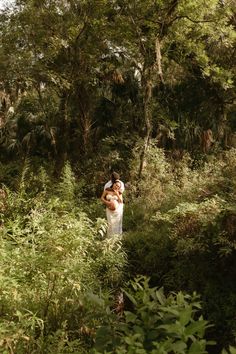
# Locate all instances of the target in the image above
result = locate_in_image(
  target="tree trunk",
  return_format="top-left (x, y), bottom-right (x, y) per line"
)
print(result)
top-left (80, 112), bottom-right (92, 154)
top-left (54, 91), bottom-right (69, 175)
top-left (138, 36), bottom-right (164, 179)
top-left (155, 37), bottom-right (164, 83)
top-left (138, 73), bottom-right (153, 179)
top-left (77, 86), bottom-right (93, 155)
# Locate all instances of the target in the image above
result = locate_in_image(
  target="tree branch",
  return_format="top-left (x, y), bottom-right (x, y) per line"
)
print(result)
top-left (129, 14), bottom-right (146, 56)
top-left (170, 15), bottom-right (216, 24)
top-left (155, 37), bottom-right (164, 83)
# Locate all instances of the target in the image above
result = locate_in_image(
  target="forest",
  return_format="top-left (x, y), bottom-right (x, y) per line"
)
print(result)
top-left (0, 0), bottom-right (236, 353)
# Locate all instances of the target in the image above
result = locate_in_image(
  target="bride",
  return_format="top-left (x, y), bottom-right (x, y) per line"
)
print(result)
top-left (101, 180), bottom-right (123, 237)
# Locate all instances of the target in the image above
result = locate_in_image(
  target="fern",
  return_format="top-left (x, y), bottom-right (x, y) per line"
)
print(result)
top-left (17, 158), bottom-right (31, 195)
top-left (0, 177), bottom-right (127, 353)
top-left (57, 161), bottom-right (76, 203)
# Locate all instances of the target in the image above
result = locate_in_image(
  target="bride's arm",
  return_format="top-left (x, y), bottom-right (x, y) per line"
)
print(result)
top-left (101, 190), bottom-right (112, 208)
top-left (115, 191), bottom-right (123, 203)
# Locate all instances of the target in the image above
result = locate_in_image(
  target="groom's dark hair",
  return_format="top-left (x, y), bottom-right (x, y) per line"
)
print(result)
top-left (111, 171), bottom-right (120, 184)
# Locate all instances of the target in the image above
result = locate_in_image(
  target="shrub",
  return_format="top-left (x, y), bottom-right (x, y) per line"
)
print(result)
top-left (93, 276), bottom-right (214, 354)
top-left (0, 170), bottom-right (127, 353)
top-left (123, 147), bottom-right (236, 350)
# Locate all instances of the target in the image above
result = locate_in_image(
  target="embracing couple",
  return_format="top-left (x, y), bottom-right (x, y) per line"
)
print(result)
top-left (101, 172), bottom-right (125, 237)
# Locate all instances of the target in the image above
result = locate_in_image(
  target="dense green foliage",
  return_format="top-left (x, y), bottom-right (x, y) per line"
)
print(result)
top-left (0, 164), bottom-right (127, 353)
top-left (0, 0), bottom-right (236, 353)
top-left (123, 147), bottom-right (236, 352)
top-left (0, 148), bottom-right (236, 353)
top-left (93, 277), bottom-right (213, 354)
top-left (0, 0), bottom-right (235, 170)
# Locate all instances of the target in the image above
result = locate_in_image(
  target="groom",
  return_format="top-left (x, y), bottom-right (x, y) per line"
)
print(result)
top-left (104, 171), bottom-right (125, 193)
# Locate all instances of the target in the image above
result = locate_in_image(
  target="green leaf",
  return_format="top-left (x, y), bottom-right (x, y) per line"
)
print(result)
top-left (185, 320), bottom-right (208, 337)
top-left (124, 311), bottom-right (137, 323)
top-left (133, 325), bottom-right (145, 336)
top-left (188, 340), bottom-right (206, 354)
top-left (171, 340), bottom-right (187, 352)
top-left (155, 288), bottom-right (166, 305)
top-left (123, 290), bottom-right (138, 306)
top-left (158, 322), bottom-right (183, 335)
top-left (229, 347), bottom-right (236, 354)
top-left (179, 307), bottom-right (192, 326)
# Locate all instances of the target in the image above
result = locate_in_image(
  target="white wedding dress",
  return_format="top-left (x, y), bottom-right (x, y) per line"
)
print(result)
top-left (106, 194), bottom-right (123, 237)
